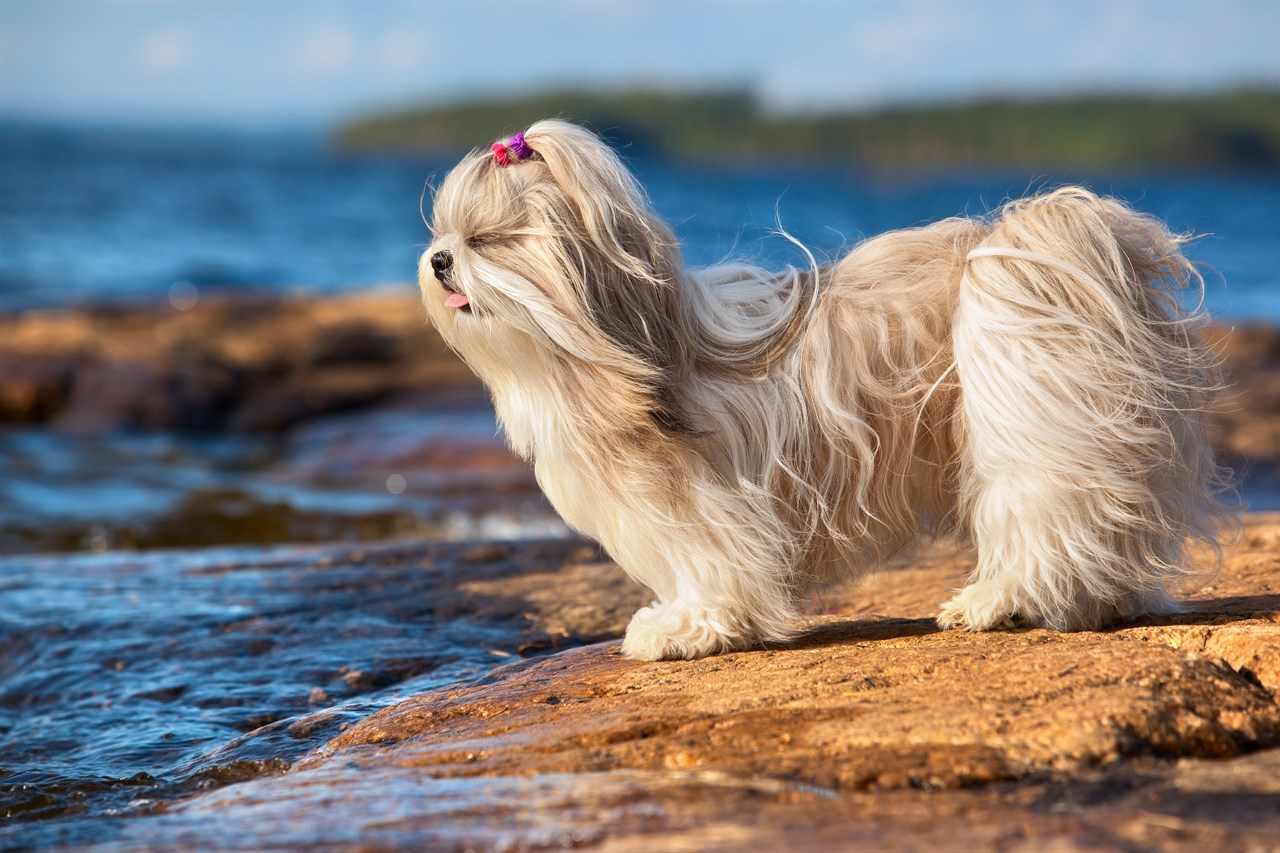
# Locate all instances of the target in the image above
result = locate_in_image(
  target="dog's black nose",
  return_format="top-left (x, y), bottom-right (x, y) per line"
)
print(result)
top-left (430, 250), bottom-right (453, 281)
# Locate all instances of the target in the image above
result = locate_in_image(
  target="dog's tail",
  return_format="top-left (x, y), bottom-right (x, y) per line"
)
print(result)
top-left (954, 187), bottom-right (1234, 625)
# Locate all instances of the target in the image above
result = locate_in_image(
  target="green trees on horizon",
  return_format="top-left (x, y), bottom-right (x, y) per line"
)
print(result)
top-left (335, 88), bottom-right (1280, 172)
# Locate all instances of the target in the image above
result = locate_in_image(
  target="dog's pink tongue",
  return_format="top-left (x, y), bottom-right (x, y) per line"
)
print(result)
top-left (444, 292), bottom-right (470, 310)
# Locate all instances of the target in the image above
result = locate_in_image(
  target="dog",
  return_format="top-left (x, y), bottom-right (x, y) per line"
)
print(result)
top-left (420, 119), bottom-right (1232, 660)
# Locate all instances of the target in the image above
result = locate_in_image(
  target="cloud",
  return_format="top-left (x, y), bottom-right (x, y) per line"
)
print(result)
top-left (140, 27), bottom-right (191, 71)
top-left (377, 28), bottom-right (427, 71)
top-left (301, 27), bottom-right (354, 70)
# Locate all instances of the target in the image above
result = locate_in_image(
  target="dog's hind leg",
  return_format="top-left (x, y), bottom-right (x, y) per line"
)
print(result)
top-left (939, 189), bottom-right (1231, 632)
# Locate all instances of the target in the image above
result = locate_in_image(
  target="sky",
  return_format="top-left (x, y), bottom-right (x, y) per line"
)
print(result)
top-left (1, 0), bottom-right (1278, 129)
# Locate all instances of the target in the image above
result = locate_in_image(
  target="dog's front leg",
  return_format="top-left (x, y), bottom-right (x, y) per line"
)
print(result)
top-left (604, 487), bottom-right (799, 661)
top-left (621, 598), bottom-right (749, 660)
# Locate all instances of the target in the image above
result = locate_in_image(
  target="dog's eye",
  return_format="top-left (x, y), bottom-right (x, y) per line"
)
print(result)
top-left (465, 235), bottom-right (489, 249)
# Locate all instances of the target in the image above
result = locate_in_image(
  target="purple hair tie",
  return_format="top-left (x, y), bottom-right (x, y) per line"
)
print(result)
top-left (508, 132), bottom-right (531, 160)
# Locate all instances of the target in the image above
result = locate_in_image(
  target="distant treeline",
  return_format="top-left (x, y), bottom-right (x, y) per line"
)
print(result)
top-left (335, 88), bottom-right (1280, 172)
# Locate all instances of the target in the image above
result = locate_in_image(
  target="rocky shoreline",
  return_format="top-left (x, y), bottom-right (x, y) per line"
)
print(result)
top-left (10, 514), bottom-right (1272, 851)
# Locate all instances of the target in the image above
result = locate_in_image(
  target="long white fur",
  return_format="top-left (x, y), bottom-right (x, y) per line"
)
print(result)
top-left (421, 119), bottom-right (1234, 660)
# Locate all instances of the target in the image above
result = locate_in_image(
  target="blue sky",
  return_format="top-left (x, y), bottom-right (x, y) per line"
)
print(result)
top-left (2, 0), bottom-right (1277, 128)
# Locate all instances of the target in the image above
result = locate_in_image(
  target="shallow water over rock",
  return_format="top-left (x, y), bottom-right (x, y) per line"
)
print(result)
top-left (0, 401), bottom-right (566, 556)
top-left (0, 538), bottom-right (613, 850)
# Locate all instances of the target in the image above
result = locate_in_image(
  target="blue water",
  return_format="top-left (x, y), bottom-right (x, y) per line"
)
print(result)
top-left (2, 125), bottom-right (1277, 321)
top-left (0, 539), bottom-right (583, 849)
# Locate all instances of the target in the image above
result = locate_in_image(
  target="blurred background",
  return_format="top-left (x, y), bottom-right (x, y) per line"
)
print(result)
top-left (3, 2), bottom-right (1279, 840)
top-left (1, 0), bottom-right (1278, 555)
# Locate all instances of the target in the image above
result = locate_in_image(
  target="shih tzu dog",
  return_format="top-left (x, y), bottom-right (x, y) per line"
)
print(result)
top-left (420, 119), bottom-right (1231, 660)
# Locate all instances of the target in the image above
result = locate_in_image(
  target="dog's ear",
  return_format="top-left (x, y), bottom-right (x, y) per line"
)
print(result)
top-left (521, 120), bottom-right (696, 434)
top-left (521, 121), bottom-right (682, 293)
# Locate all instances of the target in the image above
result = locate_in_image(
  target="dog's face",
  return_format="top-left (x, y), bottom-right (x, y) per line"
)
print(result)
top-left (420, 145), bottom-right (565, 351)
top-left (419, 120), bottom-right (694, 432)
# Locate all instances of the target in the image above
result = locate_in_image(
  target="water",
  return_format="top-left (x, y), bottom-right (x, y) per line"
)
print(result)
top-left (2, 124), bottom-right (1277, 320)
top-left (0, 538), bottom-right (594, 850)
top-left (0, 404), bottom-right (566, 555)
top-left (0, 126), bottom-right (1277, 847)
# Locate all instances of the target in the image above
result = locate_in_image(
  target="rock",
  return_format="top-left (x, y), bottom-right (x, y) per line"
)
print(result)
top-left (1203, 323), bottom-right (1280, 463)
top-left (94, 738), bottom-right (1280, 853)
top-left (0, 351), bottom-right (75, 422)
top-left (1204, 322), bottom-right (1280, 371)
top-left (55, 354), bottom-right (242, 432)
top-left (226, 368), bottom-right (403, 433)
top-left (303, 320), bottom-right (401, 366)
top-left (81, 514), bottom-right (1280, 851)
top-left (326, 626), bottom-right (1276, 780)
top-left (0, 291), bottom-right (479, 433)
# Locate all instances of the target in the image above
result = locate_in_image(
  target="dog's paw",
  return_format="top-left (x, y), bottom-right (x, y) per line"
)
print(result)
top-left (937, 580), bottom-right (1019, 631)
top-left (621, 604), bottom-right (741, 660)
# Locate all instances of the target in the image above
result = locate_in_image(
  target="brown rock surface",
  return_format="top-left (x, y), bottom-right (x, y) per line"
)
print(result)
top-left (94, 515), bottom-right (1280, 851)
top-left (0, 291), bottom-right (477, 432)
top-left (1203, 322), bottom-right (1280, 464)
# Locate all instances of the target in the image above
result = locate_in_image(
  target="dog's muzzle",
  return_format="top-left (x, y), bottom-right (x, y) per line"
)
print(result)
top-left (431, 249), bottom-right (471, 312)
top-left (430, 250), bottom-right (453, 282)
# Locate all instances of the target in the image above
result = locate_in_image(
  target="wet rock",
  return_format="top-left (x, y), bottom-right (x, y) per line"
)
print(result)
top-left (0, 537), bottom-right (614, 840)
top-left (70, 754), bottom-right (1280, 852)
top-left (1203, 322), bottom-right (1280, 463)
top-left (0, 291), bottom-right (480, 434)
top-left (304, 320), bottom-right (400, 366)
top-left (0, 352), bottom-right (76, 422)
top-left (56, 355), bottom-right (242, 432)
top-left (75, 514), bottom-right (1280, 852)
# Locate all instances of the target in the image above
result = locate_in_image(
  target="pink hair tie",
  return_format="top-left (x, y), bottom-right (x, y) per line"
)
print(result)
top-left (490, 141), bottom-right (511, 166)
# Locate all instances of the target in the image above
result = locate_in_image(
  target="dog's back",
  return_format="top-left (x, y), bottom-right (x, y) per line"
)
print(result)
top-left (796, 218), bottom-right (990, 572)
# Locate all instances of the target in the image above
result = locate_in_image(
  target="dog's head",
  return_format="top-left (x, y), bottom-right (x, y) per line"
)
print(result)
top-left (421, 119), bottom-right (694, 433)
